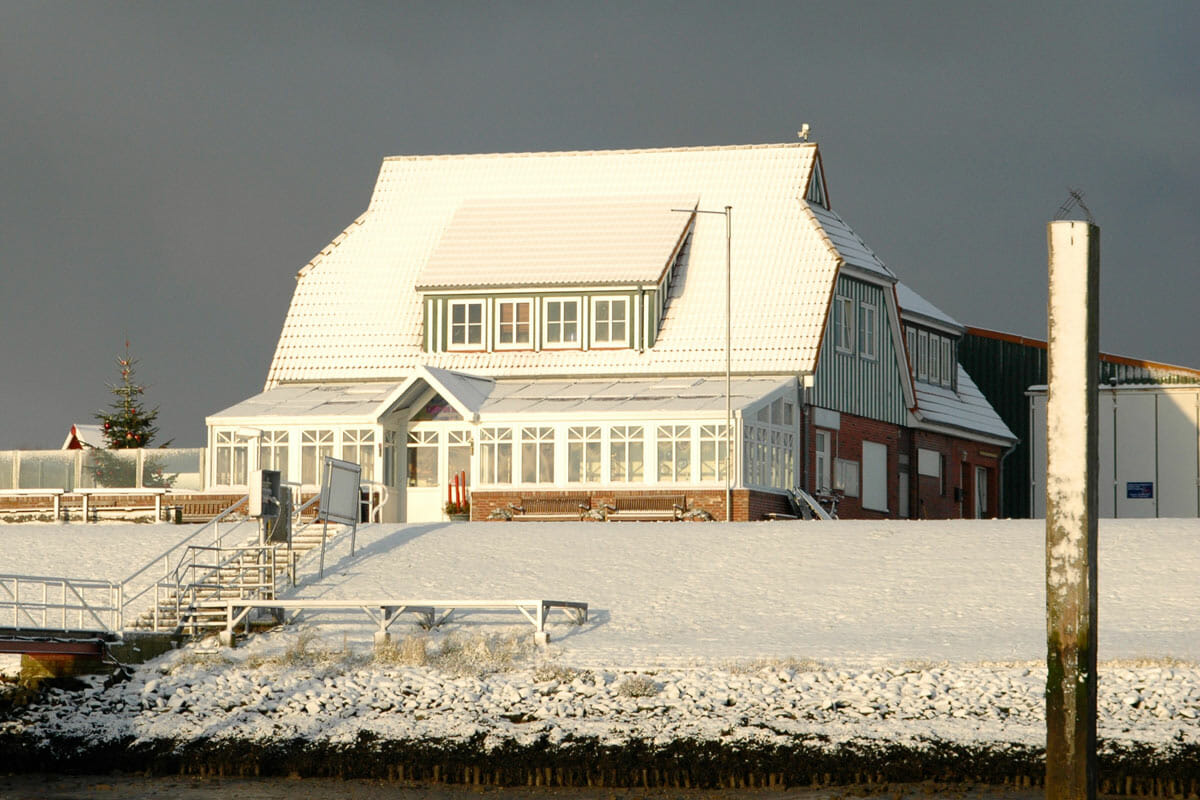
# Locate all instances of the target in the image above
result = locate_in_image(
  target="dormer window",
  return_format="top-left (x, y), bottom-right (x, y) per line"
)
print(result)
top-left (543, 298), bottom-right (581, 348)
top-left (448, 300), bottom-right (484, 350)
top-left (592, 297), bottom-right (628, 347)
top-left (496, 299), bottom-right (532, 349)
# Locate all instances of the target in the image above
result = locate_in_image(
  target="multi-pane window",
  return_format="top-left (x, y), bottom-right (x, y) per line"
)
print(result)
top-left (835, 296), bottom-right (855, 353)
top-left (406, 430), bottom-right (438, 487)
top-left (214, 430), bottom-right (248, 487)
top-left (258, 430), bottom-right (289, 481)
top-left (567, 426), bottom-right (602, 482)
top-left (447, 430), bottom-right (471, 488)
top-left (592, 297), bottom-right (628, 346)
top-left (699, 424), bottom-right (727, 481)
top-left (941, 339), bottom-right (953, 387)
top-left (479, 428), bottom-right (513, 484)
top-left (496, 300), bottom-right (531, 348)
top-left (609, 425), bottom-right (644, 482)
top-left (449, 300), bottom-right (484, 349)
top-left (928, 332), bottom-right (941, 384)
top-left (301, 429), bottom-right (334, 485)
top-left (382, 430), bottom-right (397, 487)
top-left (657, 425), bottom-right (691, 482)
top-left (521, 426), bottom-right (555, 483)
top-left (341, 429), bottom-right (375, 483)
top-left (858, 302), bottom-right (878, 360)
top-left (917, 330), bottom-right (929, 381)
top-left (543, 299), bottom-right (580, 347)
top-left (906, 328), bottom-right (916, 374)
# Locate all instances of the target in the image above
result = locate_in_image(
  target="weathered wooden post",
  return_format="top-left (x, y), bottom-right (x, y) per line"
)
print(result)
top-left (1045, 218), bottom-right (1100, 800)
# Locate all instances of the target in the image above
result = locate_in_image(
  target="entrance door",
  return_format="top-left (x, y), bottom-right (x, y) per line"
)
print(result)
top-left (974, 465), bottom-right (988, 519)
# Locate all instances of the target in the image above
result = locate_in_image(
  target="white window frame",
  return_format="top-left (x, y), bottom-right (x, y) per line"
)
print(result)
top-left (520, 426), bottom-right (555, 484)
top-left (858, 301), bottom-right (878, 360)
top-left (656, 424), bottom-right (692, 483)
top-left (814, 430), bottom-right (831, 493)
top-left (699, 424), bottom-right (728, 482)
top-left (591, 296), bottom-right (629, 348)
top-left (448, 300), bottom-right (485, 351)
top-left (494, 298), bottom-right (533, 350)
top-left (917, 330), bottom-right (929, 381)
top-left (258, 430), bottom-right (290, 482)
top-left (906, 327), bottom-right (916, 375)
top-left (542, 297), bottom-right (581, 349)
top-left (834, 296), bottom-right (855, 354)
top-left (479, 427), bottom-right (513, 485)
top-left (609, 425), bottom-right (644, 483)
top-left (446, 429), bottom-right (472, 489)
top-left (941, 338), bottom-right (953, 387)
top-left (566, 425), bottom-right (602, 483)
top-left (301, 429), bottom-right (335, 486)
top-left (406, 429), bottom-right (439, 488)
top-left (214, 430), bottom-right (248, 487)
top-left (341, 428), bottom-right (375, 483)
top-left (928, 332), bottom-right (941, 384)
top-left (835, 458), bottom-right (860, 498)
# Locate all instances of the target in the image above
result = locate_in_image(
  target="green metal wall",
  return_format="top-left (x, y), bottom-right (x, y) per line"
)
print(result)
top-left (812, 276), bottom-right (907, 425)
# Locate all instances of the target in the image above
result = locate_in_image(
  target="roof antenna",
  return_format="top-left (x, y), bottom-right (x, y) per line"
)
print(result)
top-left (797, 123), bottom-right (811, 142)
top-left (1054, 188), bottom-right (1094, 224)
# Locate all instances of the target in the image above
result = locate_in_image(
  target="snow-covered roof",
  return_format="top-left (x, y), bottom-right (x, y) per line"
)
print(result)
top-left (895, 282), bottom-right (962, 331)
top-left (205, 382), bottom-right (407, 425)
top-left (914, 366), bottom-right (1015, 442)
top-left (807, 203), bottom-right (895, 281)
top-left (478, 376), bottom-right (794, 418)
top-left (266, 143), bottom-right (850, 386)
top-left (61, 423), bottom-right (104, 449)
top-left (415, 196), bottom-right (696, 290)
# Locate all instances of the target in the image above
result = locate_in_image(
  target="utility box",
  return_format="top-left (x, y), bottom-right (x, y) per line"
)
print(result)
top-left (250, 469), bottom-right (281, 519)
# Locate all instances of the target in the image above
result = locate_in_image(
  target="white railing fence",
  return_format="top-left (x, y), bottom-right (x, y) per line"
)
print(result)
top-left (0, 573), bottom-right (122, 633)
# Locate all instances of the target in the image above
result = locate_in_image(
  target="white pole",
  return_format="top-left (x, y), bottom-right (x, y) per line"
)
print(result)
top-left (724, 206), bottom-right (732, 522)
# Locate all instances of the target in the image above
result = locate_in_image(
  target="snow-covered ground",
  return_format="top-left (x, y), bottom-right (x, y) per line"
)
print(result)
top-left (3, 518), bottom-right (1199, 751)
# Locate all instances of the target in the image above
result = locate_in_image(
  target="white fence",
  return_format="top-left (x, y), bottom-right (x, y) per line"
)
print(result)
top-left (0, 448), bottom-right (205, 492)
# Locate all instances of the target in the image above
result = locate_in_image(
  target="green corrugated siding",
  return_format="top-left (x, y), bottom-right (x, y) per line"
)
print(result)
top-left (958, 334), bottom-right (1046, 519)
top-left (812, 276), bottom-right (907, 425)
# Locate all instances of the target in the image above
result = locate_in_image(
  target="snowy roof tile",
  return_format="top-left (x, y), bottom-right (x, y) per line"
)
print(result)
top-left (914, 366), bottom-right (1015, 442)
top-left (205, 382), bottom-right (406, 425)
top-left (895, 282), bottom-right (962, 331)
top-left (479, 376), bottom-right (794, 417)
top-left (416, 196), bottom-right (696, 289)
top-left (807, 203), bottom-right (895, 280)
top-left (265, 143), bottom-right (843, 385)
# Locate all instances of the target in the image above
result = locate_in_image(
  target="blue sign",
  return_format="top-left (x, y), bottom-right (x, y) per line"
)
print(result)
top-left (1126, 482), bottom-right (1154, 499)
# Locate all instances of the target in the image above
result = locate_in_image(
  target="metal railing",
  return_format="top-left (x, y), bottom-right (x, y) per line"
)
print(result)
top-left (160, 544), bottom-right (280, 634)
top-left (0, 573), bottom-right (122, 633)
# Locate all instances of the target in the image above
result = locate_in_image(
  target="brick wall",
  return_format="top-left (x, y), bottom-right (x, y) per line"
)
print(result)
top-left (808, 413), bottom-right (903, 519)
top-left (908, 431), bottom-right (1004, 519)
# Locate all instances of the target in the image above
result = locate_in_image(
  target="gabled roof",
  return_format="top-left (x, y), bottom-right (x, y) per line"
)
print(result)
top-left (62, 423), bottom-right (104, 450)
top-left (266, 142), bottom-right (849, 386)
top-left (807, 203), bottom-right (895, 281)
top-left (415, 196), bottom-right (697, 290)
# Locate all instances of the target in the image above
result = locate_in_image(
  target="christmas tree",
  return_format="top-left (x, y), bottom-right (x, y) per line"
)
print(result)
top-left (90, 342), bottom-right (174, 488)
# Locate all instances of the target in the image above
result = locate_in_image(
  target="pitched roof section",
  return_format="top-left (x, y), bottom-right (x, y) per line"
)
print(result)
top-left (206, 382), bottom-right (406, 425)
top-left (479, 376), bottom-right (794, 417)
top-left (807, 203), bottom-right (895, 281)
top-left (416, 196), bottom-right (697, 290)
top-left (914, 366), bottom-right (1016, 443)
top-left (895, 282), bottom-right (962, 331)
top-left (266, 143), bottom-right (845, 386)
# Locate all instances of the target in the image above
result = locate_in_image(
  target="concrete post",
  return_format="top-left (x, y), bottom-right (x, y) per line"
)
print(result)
top-left (1045, 220), bottom-right (1100, 800)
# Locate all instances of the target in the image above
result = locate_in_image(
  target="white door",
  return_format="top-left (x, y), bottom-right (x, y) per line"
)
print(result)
top-left (862, 441), bottom-right (888, 512)
top-left (974, 466), bottom-right (988, 519)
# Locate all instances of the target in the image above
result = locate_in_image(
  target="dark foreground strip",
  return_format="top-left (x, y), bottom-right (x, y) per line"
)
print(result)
top-left (1, 733), bottom-right (1198, 793)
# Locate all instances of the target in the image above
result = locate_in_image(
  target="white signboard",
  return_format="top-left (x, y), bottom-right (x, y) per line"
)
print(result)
top-left (318, 457), bottom-right (361, 525)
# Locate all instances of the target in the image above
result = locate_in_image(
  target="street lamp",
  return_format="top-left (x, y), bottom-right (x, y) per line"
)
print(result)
top-left (673, 205), bottom-right (732, 521)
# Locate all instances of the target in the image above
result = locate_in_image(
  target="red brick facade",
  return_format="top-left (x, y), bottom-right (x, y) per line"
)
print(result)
top-left (907, 430), bottom-right (1003, 519)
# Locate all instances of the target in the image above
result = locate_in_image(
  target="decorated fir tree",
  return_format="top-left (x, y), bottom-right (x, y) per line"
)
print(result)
top-left (96, 343), bottom-right (162, 450)
top-left (90, 342), bottom-right (174, 488)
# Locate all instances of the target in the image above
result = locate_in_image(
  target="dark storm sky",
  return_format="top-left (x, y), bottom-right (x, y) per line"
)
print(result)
top-left (2, 1), bottom-right (1198, 448)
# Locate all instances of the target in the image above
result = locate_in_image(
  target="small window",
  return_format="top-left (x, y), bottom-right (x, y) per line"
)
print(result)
top-left (591, 297), bottom-right (629, 347)
top-left (941, 339), bottom-right (953, 387)
top-left (479, 428), bottom-right (513, 484)
top-left (699, 424), bottom-right (728, 482)
top-left (917, 330), bottom-right (929, 381)
top-left (543, 299), bottom-right (580, 348)
top-left (858, 302), bottom-right (878, 360)
top-left (567, 426), bottom-right (602, 483)
top-left (835, 296), bottom-right (855, 353)
top-left (520, 426), bottom-right (555, 483)
top-left (495, 299), bottom-right (531, 348)
top-left (448, 300), bottom-right (484, 350)
top-left (342, 428), bottom-right (375, 483)
top-left (906, 327), bottom-right (916, 374)
top-left (814, 430), bottom-right (831, 493)
top-left (928, 333), bottom-right (941, 384)
top-left (214, 430), bottom-right (248, 487)
top-left (609, 425), bottom-right (644, 482)
top-left (301, 429), bottom-right (335, 485)
top-left (258, 430), bottom-right (289, 482)
top-left (656, 425), bottom-right (692, 483)
top-left (835, 458), bottom-right (860, 497)
top-left (447, 429), bottom-right (471, 489)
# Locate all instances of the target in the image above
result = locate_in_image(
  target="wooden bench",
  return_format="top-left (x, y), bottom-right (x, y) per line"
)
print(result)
top-left (75, 488), bottom-right (166, 520)
top-left (0, 489), bottom-right (65, 519)
top-left (220, 598), bottom-right (588, 647)
top-left (608, 493), bottom-right (687, 521)
top-left (514, 494), bottom-right (590, 520)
